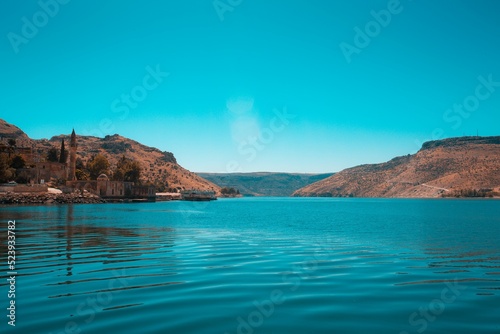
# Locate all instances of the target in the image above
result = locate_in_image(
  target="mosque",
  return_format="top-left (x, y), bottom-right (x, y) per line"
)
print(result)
top-left (2, 129), bottom-right (155, 200)
top-left (65, 130), bottom-right (156, 200)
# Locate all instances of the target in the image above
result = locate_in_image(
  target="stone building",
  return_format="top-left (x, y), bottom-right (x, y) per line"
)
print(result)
top-left (67, 174), bottom-right (155, 200)
top-left (32, 161), bottom-right (67, 183)
top-left (65, 130), bottom-right (155, 200)
top-left (2, 129), bottom-right (155, 200)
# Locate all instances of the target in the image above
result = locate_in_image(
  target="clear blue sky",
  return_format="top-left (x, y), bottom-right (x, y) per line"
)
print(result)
top-left (1, 0), bottom-right (500, 173)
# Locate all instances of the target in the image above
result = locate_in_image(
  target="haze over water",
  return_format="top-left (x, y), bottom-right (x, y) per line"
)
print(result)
top-left (1, 198), bottom-right (499, 333)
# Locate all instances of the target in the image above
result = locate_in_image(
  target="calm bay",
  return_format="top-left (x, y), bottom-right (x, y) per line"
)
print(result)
top-left (1, 198), bottom-right (499, 333)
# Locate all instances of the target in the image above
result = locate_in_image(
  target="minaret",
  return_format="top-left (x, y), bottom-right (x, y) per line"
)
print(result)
top-left (68, 129), bottom-right (77, 181)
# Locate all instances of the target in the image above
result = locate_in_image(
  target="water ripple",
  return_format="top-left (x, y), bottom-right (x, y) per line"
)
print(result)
top-left (1, 199), bottom-right (499, 334)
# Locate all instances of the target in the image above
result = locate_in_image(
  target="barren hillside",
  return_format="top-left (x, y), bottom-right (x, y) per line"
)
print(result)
top-left (0, 119), bottom-right (32, 144)
top-left (293, 136), bottom-right (500, 198)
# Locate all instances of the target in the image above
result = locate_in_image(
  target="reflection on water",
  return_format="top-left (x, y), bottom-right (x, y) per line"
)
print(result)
top-left (0, 199), bottom-right (499, 334)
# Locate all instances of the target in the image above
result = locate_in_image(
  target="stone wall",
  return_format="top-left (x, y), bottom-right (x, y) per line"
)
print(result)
top-left (0, 184), bottom-right (48, 193)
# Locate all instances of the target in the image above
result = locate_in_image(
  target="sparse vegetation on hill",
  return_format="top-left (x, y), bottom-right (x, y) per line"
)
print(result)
top-left (0, 120), bottom-right (31, 142)
top-left (199, 172), bottom-right (333, 196)
top-left (294, 136), bottom-right (500, 198)
top-left (0, 119), bottom-right (220, 194)
top-left (442, 188), bottom-right (500, 198)
top-left (101, 136), bottom-right (132, 154)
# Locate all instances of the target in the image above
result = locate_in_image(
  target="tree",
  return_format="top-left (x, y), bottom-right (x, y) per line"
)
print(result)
top-left (59, 139), bottom-right (68, 163)
top-left (75, 157), bottom-right (85, 170)
top-left (75, 157), bottom-right (89, 180)
top-left (155, 182), bottom-right (167, 193)
top-left (0, 155), bottom-right (13, 183)
top-left (15, 170), bottom-right (29, 184)
top-left (47, 147), bottom-right (58, 162)
top-left (112, 156), bottom-right (126, 181)
top-left (123, 160), bottom-right (141, 183)
top-left (112, 156), bottom-right (141, 183)
top-left (221, 187), bottom-right (238, 195)
top-left (10, 155), bottom-right (25, 169)
top-left (75, 169), bottom-right (90, 181)
top-left (7, 139), bottom-right (16, 158)
top-left (87, 154), bottom-right (110, 180)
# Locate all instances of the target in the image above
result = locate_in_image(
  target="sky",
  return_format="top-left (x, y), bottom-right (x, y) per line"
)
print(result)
top-left (1, 0), bottom-right (500, 173)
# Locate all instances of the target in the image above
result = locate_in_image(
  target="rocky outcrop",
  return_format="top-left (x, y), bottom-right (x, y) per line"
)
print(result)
top-left (0, 119), bottom-right (32, 142)
top-left (0, 191), bottom-right (106, 205)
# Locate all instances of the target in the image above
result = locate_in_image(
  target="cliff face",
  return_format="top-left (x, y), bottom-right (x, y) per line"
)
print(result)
top-left (1, 119), bottom-right (220, 193)
top-left (293, 136), bottom-right (500, 198)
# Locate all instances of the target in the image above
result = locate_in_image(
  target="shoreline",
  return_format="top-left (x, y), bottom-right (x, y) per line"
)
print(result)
top-left (0, 192), bottom-right (106, 205)
top-left (2, 193), bottom-right (499, 206)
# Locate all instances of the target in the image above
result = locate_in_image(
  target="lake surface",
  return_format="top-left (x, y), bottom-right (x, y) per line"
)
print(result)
top-left (1, 198), bottom-right (499, 333)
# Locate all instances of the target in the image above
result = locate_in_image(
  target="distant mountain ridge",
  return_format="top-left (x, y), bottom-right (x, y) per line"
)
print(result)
top-left (0, 119), bottom-right (220, 193)
top-left (198, 172), bottom-right (333, 197)
top-left (293, 136), bottom-right (500, 198)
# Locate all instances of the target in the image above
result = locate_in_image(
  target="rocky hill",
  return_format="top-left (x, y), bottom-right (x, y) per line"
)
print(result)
top-left (0, 119), bottom-right (33, 144)
top-left (0, 119), bottom-right (220, 194)
top-left (293, 136), bottom-right (500, 198)
top-left (198, 172), bottom-right (333, 197)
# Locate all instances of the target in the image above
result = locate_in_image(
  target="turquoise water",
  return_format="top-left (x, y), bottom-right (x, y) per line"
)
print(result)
top-left (1, 198), bottom-right (499, 333)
